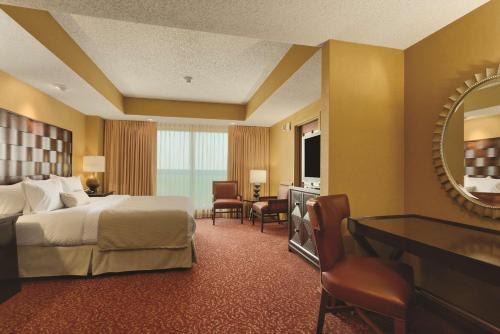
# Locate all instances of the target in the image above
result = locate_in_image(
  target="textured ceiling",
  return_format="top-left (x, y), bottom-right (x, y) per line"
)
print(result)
top-left (0, 9), bottom-right (122, 119)
top-left (247, 51), bottom-right (321, 126)
top-left (1, 0), bottom-right (489, 49)
top-left (52, 13), bottom-right (291, 104)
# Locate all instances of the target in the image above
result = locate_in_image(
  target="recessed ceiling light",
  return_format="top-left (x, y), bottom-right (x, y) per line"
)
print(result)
top-left (52, 83), bottom-right (67, 92)
top-left (230, 122), bottom-right (236, 125)
top-left (146, 118), bottom-right (153, 122)
top-left (184, 76), bottom-right (193, 83)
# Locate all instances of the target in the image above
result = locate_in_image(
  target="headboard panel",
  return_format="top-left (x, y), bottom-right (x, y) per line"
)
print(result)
top-left (0, 108), bottom-right (72, 185)
top-left (464, 137), bottom-right (500, 179)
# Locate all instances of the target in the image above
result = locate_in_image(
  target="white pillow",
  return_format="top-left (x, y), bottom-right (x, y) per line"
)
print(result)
top-left (50, 175), bottom-right (84, 193)
top-left (60, 190), bottom-right (90, 208)
top-left (0, 182), bottom-right (25, 215)
top-left (22, 179), bottom-right (64, 214)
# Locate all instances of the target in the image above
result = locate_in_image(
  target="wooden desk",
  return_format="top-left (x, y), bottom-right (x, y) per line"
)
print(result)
top-left (347, 214), bottom-right (500, 287)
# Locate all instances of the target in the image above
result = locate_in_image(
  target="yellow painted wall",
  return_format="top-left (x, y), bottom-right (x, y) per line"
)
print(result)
top-left (404, 0), bottom-right (500, 230)
top-left (84, 116), bottom-right (105, 186)
top-left (464, 114), bottom-right (500, 141)
top-left (405, 0), bottom-right (500, 325)
top-left (269, 100), bottom-right (320, 194)
top-left (0, 70), bottom-right (105, 182)
top-left (0, 70), bottom-right (87, 177)
top-left (326, 40), bottom-right (405, 216)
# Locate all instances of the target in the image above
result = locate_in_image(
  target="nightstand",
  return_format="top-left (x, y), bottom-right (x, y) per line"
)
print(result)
top-left (86, 191), bottom-right (114, 197)
top-left (0, 213), bottom-right (22, 303)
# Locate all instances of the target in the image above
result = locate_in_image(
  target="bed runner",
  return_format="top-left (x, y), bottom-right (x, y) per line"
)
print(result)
top-left (97, 197), bottom-right (189, 251)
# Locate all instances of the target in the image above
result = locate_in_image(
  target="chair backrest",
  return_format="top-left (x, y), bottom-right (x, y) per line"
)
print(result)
top-left (306, 194), bottom-right (350, 273)
top-left (277, 184), bottom-right (289, 200)
top-left (213, 181), bottom-right (238, 200)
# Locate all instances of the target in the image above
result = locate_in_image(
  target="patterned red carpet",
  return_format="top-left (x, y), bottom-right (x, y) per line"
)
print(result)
top-left (1, 219), bottom-right (463, 333)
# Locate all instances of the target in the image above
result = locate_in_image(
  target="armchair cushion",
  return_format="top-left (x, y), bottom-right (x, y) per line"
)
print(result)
top-left (252, 199), bottom-right (288, 214)
top-left (213, 199), bottom-right (243, 209)
top-left (252, 201), bottom-right (268, 214)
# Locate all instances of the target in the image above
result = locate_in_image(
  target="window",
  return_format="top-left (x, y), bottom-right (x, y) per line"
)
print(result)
top-left (157, 124), bottom-right (228, 217)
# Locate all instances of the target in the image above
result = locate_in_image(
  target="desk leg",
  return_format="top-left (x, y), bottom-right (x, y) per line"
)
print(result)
top-left (389, 248), bottom-right (405, 261)
top-left (351, 233), bottom-right (379, 257)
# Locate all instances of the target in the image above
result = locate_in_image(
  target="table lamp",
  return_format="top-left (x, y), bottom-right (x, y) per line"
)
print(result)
top-left (83, 156), bottom-right (105, 193)
top-left (250, 169), bottom-right (267, 200)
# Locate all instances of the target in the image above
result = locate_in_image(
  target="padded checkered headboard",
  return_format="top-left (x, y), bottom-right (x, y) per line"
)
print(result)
top-left (464, 137), bottom-right (500, 179)
top-left (0, 108), bottom-right (72, 185)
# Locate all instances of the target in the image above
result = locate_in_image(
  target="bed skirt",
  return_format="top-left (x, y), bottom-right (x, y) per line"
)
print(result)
top-left (18, 238), bottom-right (197, 278)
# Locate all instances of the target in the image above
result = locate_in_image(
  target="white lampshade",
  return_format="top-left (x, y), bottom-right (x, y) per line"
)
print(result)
top-left (83, 156), bottom-right (105, 173)
top-left (250, 169), bottom-right (267, 184)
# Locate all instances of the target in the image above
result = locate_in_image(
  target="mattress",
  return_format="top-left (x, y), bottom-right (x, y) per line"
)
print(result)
top-left (16, 195), bottom-right (195, 247)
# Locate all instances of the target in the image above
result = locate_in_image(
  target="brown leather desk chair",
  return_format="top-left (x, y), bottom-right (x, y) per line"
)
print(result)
top-left (252, 184), bottom-right (289, 232)
top-left (306, 195), bottom-right (413, 334)
top-left (212, 181), bottom-right (243, 225)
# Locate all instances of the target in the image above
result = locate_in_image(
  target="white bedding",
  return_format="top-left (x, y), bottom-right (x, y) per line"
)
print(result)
top-left (16, 195), bottom-right (195, 247)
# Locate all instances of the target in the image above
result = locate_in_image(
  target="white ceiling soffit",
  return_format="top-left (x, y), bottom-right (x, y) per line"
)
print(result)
top-left (464, 105), bottom-right (500, 120)
top-left (0, 9), bottom-right (272, 126)
top-left (1, 0), bottom-right (489, 49)
top-left (0, 9), bottom-right (123, 118)
top-left (52, 13), bottom-right (291, 104)
top-left (247, 51), bottom-right (321, 127)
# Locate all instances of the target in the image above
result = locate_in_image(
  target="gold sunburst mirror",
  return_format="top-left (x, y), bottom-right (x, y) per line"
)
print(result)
top-left (434, 66), bottom-right (500, 219)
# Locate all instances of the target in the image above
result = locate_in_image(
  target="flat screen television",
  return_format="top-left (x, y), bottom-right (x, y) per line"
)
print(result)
top-left (302, 131), bottom-right (320, 185)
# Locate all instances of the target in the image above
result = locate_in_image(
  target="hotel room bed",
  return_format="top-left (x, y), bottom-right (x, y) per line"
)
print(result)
top-left (16, 195), bottom-right (197, 277)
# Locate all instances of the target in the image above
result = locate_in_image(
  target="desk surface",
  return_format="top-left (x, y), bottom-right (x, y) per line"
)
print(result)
top-left (348, 214), bottom-right (500, 286)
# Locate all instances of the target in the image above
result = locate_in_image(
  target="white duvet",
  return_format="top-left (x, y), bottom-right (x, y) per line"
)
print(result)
top-left (16, 195), bottom-right (195, 247)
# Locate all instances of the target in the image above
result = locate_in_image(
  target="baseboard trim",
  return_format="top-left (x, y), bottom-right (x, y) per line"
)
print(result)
top-left (416, 288), bottom-right (499, 334)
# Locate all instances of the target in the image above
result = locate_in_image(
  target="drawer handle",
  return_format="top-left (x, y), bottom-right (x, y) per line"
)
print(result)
top-left (294, 202), bottom-right (300, 206)
top-left (294, 228), bottom-right (300, 233)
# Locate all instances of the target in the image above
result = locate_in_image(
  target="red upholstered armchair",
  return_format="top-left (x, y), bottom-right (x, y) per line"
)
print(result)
top-left (212, 181), bottom-right (243, 225)
top-left (252, 184), bottom-right (289, 232)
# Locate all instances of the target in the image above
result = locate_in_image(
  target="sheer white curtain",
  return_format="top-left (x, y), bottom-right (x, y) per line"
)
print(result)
top-left (157, 124), bottom-right (228, 217)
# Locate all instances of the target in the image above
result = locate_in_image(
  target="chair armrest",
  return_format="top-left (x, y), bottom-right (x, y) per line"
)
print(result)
top-left (259, 196), bottom-right (277, 201)
top-left (237, 195), bottom-right (242, 201)
top-left (267, 199), bottom-right (288, 212)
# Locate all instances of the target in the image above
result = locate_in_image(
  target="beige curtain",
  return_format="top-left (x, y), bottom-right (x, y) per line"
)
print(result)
top-left (104, 120), bottom-right (157, 195)
top-left (228, 126), bottom-right (270, 200)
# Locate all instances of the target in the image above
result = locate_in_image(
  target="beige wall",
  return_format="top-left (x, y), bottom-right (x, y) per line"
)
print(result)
top-left (464, 114), bottom-right (500, 141)
top-left (405, 0), bottom-right (500, 325)
top-left (323, 40), bottom-right (405, 216)
top-left (269, 100), bottom-right (320, 194)
top-left (0, 70), bottom-right (103, 179)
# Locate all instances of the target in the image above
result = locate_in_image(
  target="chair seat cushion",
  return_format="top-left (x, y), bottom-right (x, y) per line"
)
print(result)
top-left (213, 199), bottom-right (242, 209)
top-left (321, 256), bottom-right (413, 319)
top-left (252, 201), bottom-right (268, 213)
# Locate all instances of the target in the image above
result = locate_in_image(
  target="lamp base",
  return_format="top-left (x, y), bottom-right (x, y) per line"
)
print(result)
top-left (86, 177), bottom-right (100, 194)
top-left (253, 184), bottom-right (261, 200)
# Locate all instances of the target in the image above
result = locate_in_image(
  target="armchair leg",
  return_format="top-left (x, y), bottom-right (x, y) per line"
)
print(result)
top-left (394, 318), bottom-right (406, 334)
top-left (240, 207), bottom-right (243, 224)
top-left (252, 212), bottom-right (255, 225)
top-left (316, 289), bottom-right (328, 334)
top-left (212, 208), bottom-right (215, 225)
top-left (261, 216), bottom-right (264, 233)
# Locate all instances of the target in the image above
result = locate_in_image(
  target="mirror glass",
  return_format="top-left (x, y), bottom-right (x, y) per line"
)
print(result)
top-left (443, 78), bottom-right (500, 208)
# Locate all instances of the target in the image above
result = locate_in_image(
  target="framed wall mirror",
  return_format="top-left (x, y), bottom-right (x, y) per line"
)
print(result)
top-left (434, 66), bottom-right (500, 219)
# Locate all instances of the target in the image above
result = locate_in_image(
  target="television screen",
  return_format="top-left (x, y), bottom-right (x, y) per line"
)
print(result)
top-left (304, 135), bottom-right (320, 178)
